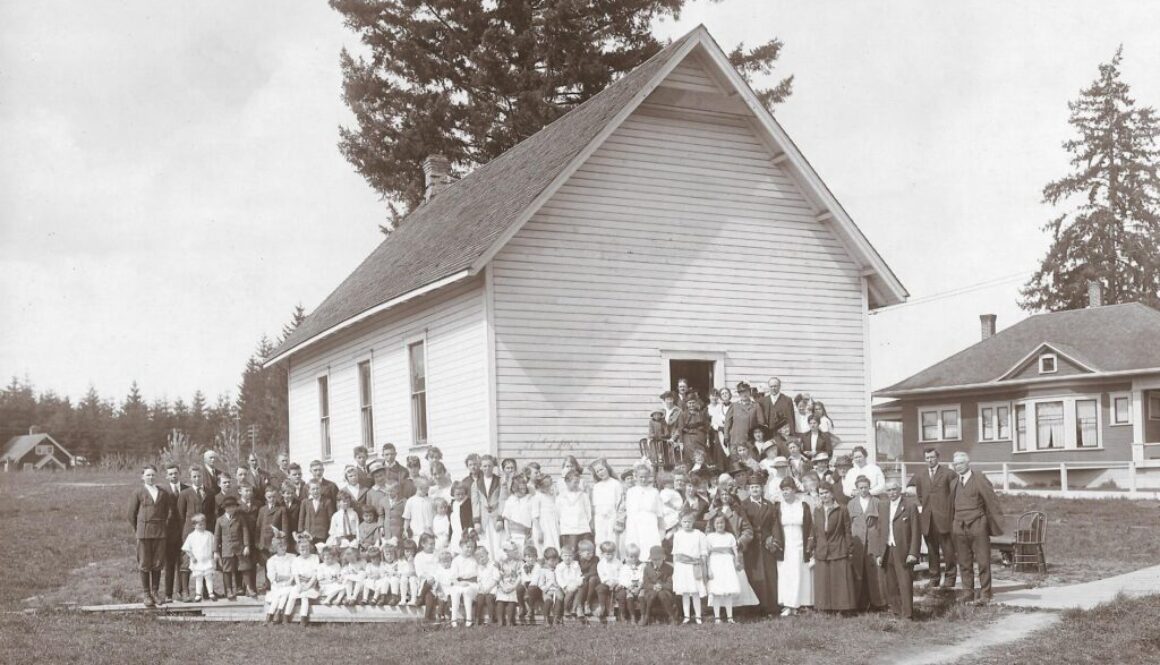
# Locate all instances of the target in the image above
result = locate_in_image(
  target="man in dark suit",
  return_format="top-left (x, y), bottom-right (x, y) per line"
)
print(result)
top-left (872, 481), bottom-right (921, 619)
top-left (353, 446), bottom-right (374, 489)
top-left (178, 466), bottom-right (216, 536)
top-left (380, 443), bottom-right (414, 499)
top-left (908, 447), bottom-right (957, 589)
top-left (741, 473), bottom-right (781, 616)
top-left (301, 459), bottom-right (339, 504)
top-left (160, 463), bottom-right (187, 602)
top-left (128, 464), bottom-right (173, 607)
top-left (759, 377), bottom-right (796, 437)
top-left (244, 453), bottom-right (270, 505)
top-left (950, 452), bottom-right (1004, 604)
top-left (268, 451), bottom-right (290, 489)
top-left (201, 450), bottom-right (221, 497)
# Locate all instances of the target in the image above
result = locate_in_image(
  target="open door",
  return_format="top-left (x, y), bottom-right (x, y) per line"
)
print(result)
top-left (669, 359), bottom-right (715, 402)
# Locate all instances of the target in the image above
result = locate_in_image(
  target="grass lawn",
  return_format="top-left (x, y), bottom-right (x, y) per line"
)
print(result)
top-left (955, 594), bottom-right (1160, 665)
top-left (1, 470), bottom-right (1157, 664)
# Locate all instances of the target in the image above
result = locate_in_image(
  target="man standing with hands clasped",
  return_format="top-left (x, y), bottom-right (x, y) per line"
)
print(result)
top-left (128, 464), bottom-right (174, 607)
top-left (908, 447), bottom-right (957, 589)
top-left (950, 452), bottom-right (1004, 605)
top-left (871, 480), bottom-right (920, 619)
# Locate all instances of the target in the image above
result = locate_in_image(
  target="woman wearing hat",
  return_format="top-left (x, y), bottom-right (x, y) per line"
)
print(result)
top-left (723, 383), bottom-right (764, 465)
top-left (763, 456), bottom-right (801, 503)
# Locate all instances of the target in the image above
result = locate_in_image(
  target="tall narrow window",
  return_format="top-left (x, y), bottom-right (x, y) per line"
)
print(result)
top-left (358, 360), bottom-right (374, 449)
top-left (997, 405), bottom-right (1011, 439)
top-left (318, 375), bottom-right (331, 459)
top-left (1036, 401), bottom-right (1064, 449)
top-left (980, 407), bottom-right (994, 440)
top-left (1112, 395), bottom-right (1131, 425)
top-left (409, 341), bottom-right (428, 446)
top-left (941, 409), bottom-right (959, 440)
top-left (1075, 399), bottom-right (1098, 447)
top-left (1014, 404), bottom-right (1027, 451)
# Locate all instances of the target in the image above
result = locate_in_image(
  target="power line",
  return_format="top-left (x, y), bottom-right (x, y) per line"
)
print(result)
top-left (871, 270), bottom-right (1032, 314)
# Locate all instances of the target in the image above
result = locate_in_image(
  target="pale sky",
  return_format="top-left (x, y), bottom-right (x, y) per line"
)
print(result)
top-left (3, 1), bottom-right (1159, 404)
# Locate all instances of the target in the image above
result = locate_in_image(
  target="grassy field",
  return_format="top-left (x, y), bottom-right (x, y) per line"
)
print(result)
top-left (1, 470), bottom-right (1158, 664)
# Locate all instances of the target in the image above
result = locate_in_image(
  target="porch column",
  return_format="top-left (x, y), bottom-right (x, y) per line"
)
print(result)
top-left (1131, 389), bottom-right (1146, 463)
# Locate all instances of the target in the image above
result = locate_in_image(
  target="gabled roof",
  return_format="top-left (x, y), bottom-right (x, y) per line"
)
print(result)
top-left (876, 302), bottom-right (1160, 397)
top-left (1, 433), bottom-right (72, 464)
top-left (268, 25), bottom-right (907, 366)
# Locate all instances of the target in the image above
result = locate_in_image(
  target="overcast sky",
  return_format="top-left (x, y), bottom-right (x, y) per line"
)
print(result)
top-left (3, 1), bottom-right (1159, 405)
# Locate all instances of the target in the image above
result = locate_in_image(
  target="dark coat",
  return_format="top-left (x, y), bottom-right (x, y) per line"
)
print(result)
top-left (812, 504), bottom-right (853, 561)
top-left (773, 499), bottom-right (814, 562)
top-left (741, 498), bottom-right (780, 583)
top-left (723, 400), bottom-right (764, 448)
top-left (243, 467), bottom-right (271, 505)
top-left (870, 498), bottom-right (921, 560)
top-left (909, 464), bottom-right (956, 534)
top-left (674, 407), bottom-right (711, 458)
top-left (642, 560), bottom-right (674, 592)
top-left (257, 504), bottom-right (287, 551)
top-left (846, 494), bottom-right (880, 548)
top-left (383, 462), bottom-right (415, 499)
top-left (177, 485), bottom-right (216, 538)
top-left (759, 392), bottom-right (796, 436)
top-left (950, 471), bottom-right (1005, 536)
top-left (128, 485), bottom-right (173, 540)
top-left (162, 482), bottom-right (187, 542)
top-left (214, 512), bottom-right (252, 557)
top-left (800, 430), bottom-right (833, 457)
top-left (202, 464), bottom-right (222, 496)
top-left (298, 497), bottom-right (335, 541)
top-left (300, 477), bottom-right (339, 505)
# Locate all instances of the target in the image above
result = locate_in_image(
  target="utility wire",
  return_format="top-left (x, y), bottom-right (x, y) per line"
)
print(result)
top-left (871, 270), bottom-right (1031, 314)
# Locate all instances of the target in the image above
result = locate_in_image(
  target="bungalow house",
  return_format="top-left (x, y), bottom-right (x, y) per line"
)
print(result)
top-left (874, 284), bottom-right (1160, 489)
top-left (266, 26), bottom-right (907, 476)
top-left (1, 431), bottom-right (75, 472)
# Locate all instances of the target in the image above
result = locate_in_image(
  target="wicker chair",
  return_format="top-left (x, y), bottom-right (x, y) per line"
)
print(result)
top-left (1012, 511), bottom-right (1047, 574)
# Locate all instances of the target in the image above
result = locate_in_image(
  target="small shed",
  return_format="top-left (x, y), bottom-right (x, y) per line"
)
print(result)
top-left (1, 432), bottom-right (75, 471)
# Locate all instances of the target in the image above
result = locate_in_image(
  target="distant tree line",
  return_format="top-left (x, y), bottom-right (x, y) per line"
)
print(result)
top-left (0, 305), bottom-right (306, 462)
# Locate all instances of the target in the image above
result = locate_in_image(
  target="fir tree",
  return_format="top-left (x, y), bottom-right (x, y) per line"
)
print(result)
top-left (1020, 47), bottom-right (1160, 311)
top-left (330, 0), bottom-right (793, 223)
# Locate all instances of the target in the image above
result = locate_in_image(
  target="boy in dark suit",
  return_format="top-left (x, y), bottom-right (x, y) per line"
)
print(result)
top-left (215, 475), bottom-right (238, 517)
top-left (128, 464), bottom-right (173, 607)
top-left (177, 465), bottom-right (216, 598)
top-left (298, 480), bottom-right (335, 545)
top-left (908, 447), bottom-right (957, 589)
top-left (214, 496), bottom-right (252, 601)
top-left (161, 463), bottom-right (187, 602)
top-left (257, 485), bottom-right (287, 592)
top-left (641, 546), bottom-right (678, 625)
top-left (237, 483), bottom-right (261, 597)
top-left (302, 460), bottom-right (339, 504)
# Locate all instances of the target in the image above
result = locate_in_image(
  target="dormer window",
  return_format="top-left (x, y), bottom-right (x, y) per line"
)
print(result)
top-left (1038, 353), bottom-right (1057, 374)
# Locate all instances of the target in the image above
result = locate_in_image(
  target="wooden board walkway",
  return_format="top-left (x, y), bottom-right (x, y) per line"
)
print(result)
top-left (78, 598), bottom-right (264, 613)
top-left (159, 603), bottom-right (424, 624)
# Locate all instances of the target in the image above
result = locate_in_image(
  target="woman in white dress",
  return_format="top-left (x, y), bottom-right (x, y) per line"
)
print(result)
top-left (429, 461), bottom-right (454, 503)
top-left (589, 459), bottom-right (624, 552)
top-left (775, 477), bottom-right (814, 615)
top-left (705, 513), bottom-right (741, 623)
top-left (622, 465), bottom-right (662, 558)
top-left (501, 475), bottom-right (535, 552)
top-left (531, 475), bottom-right (561, 555)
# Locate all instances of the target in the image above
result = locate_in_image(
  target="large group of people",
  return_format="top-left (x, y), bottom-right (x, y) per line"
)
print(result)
top-left (127, 376), bottom-right (1004, 628)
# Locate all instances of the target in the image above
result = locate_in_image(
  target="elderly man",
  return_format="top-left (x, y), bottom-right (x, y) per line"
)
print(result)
top-left (842, 446), bottom-right (885, 497)
top-left (908, 447), bottom-right (957, 589)
top-left (759, 377), bottom-right (796, 436)
top-left (950, 452), bottom-right (1004, 604)
top-left (872, 481), bottom-right (920, 619)
top-left (202, 450), bottom-right (222, 496)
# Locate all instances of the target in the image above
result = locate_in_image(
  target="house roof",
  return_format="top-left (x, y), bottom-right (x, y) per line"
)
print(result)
top-left (268, 25), bottom-right (907, 366)
top-left (1, 433), bottom-right (72, 464)
top-left (875, 302), bottom-right (1160, 396)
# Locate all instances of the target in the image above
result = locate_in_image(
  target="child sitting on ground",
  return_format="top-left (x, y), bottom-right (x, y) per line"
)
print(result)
top-left (595, 541), bottom-right (622, 622)
top-left (316, 546), bottom-right (346, 606)
top-left (399, 540), bottom-right (419, 605)
top-left (535, 547), bottom-right (565, 626)
top-left (341, 546), bottom-right (366, 606)
top-left (617, 544), bottom-right (646, 623)
top-left (362, 546), bottom-right (384, 604)
top-left (474, 546), bottom-right (500, 625)
top-left (380, 545), bottom-right (401, 605)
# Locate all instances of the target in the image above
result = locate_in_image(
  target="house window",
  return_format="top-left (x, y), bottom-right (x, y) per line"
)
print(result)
top-left (1038, 354), bottom-right (1057, 374)
top-left (318, 375), bottom-right (331, 460)
top-left (358, 360), bottom-right (374, 449)
top-left (918, 405), bottom-right (961, 442)
top-left (1150, 394), bottom-right (1160, 421)
top-left (978, 402), bottom-right (1012, 442)
top-left (1035, 401), bottom-right (1064, 449)
top-left (1111, 393), bottom-right (1131, 426)
top-left (1014, 404), bottom-right (1027, 451)
top-left (408, 340), bottom-right (428, 446)
top-left (1075, 399), bottom-right (1098, 447)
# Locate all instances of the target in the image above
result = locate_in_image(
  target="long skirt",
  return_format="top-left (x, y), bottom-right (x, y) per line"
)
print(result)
top-left (733, 566), bottom-right (761, 607)
top-left (814, 557), bottom-right (857, 611)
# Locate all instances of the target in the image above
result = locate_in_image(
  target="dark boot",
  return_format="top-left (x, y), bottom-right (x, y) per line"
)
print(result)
top-left (141, 572), bottom-right (155, 607)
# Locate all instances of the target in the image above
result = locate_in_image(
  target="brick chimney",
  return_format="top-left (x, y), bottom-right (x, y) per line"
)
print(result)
top-left (422, 154), bottom-right (453, 202)
top-left (1088, 280), bottom-right (1102, 308)
top-left (980, 314), bottom-right (997, 341)
top-left (28, 425), bottom-right (40, 435)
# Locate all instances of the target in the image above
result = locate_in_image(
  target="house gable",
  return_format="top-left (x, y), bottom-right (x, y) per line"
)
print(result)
top-left (998, 343), bottom-right (1098, 382)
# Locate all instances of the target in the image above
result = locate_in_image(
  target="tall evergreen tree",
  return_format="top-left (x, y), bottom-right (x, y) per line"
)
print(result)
top-left (1020, 48), bottom-right (1160, 311)
top-left (118, 381), bottom-right (152, 456)
top-left (280, 304), bottom-right (306, 343)
top-left (331, 0), bottom-right (793, 223)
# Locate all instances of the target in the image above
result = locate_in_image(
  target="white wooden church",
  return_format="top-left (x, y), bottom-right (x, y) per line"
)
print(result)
top-left (267, 26), bottom-right (907, 475)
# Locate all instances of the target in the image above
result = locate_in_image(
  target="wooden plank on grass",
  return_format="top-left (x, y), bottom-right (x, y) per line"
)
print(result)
top-left (78, 598), bottom-right (264, 613)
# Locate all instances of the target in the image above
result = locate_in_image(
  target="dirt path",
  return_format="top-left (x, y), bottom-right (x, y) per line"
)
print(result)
top-left (884, 611), bottom-right (1060, 665)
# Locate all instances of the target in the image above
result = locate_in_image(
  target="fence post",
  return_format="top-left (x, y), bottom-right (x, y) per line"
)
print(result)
top-left (1128, 462), bottom-right (1138, 497)
top-left (1002, 463), bottom-right (1010, 492)
top-left (1059, 462), bottom-right (1068, 494)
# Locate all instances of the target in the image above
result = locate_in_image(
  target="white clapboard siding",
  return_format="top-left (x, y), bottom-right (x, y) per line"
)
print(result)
top-left (287, 278), bottom-right (488, 478)
top-left (490, 56), bottom-right (870, 471)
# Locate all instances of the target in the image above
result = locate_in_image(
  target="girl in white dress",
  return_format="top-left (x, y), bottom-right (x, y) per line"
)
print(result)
top-left (589, 459), bottom-right (624, 553)
top-left (776, 477), bottom-right (814, 615)
top-left (622, 466), bottom-right (662, 558)
top-left (432, 497), bottom-right (452, 552)
top-left (532, 475), bottom-right (561, 554)
top-left (502, 476), bottom-right (535, 551)
top-left (288, 534), bottom-right (320, 626)
top-left (557, 470), bottom-right (594, 552)
top-left (705, 513), bottom-right (741, 623)
top-left (670, 512), bottom-right (708, 624)
top-left (264, 534), bottom-right (297, 622)
top-left (316, 546), bottom-right (346, 605)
